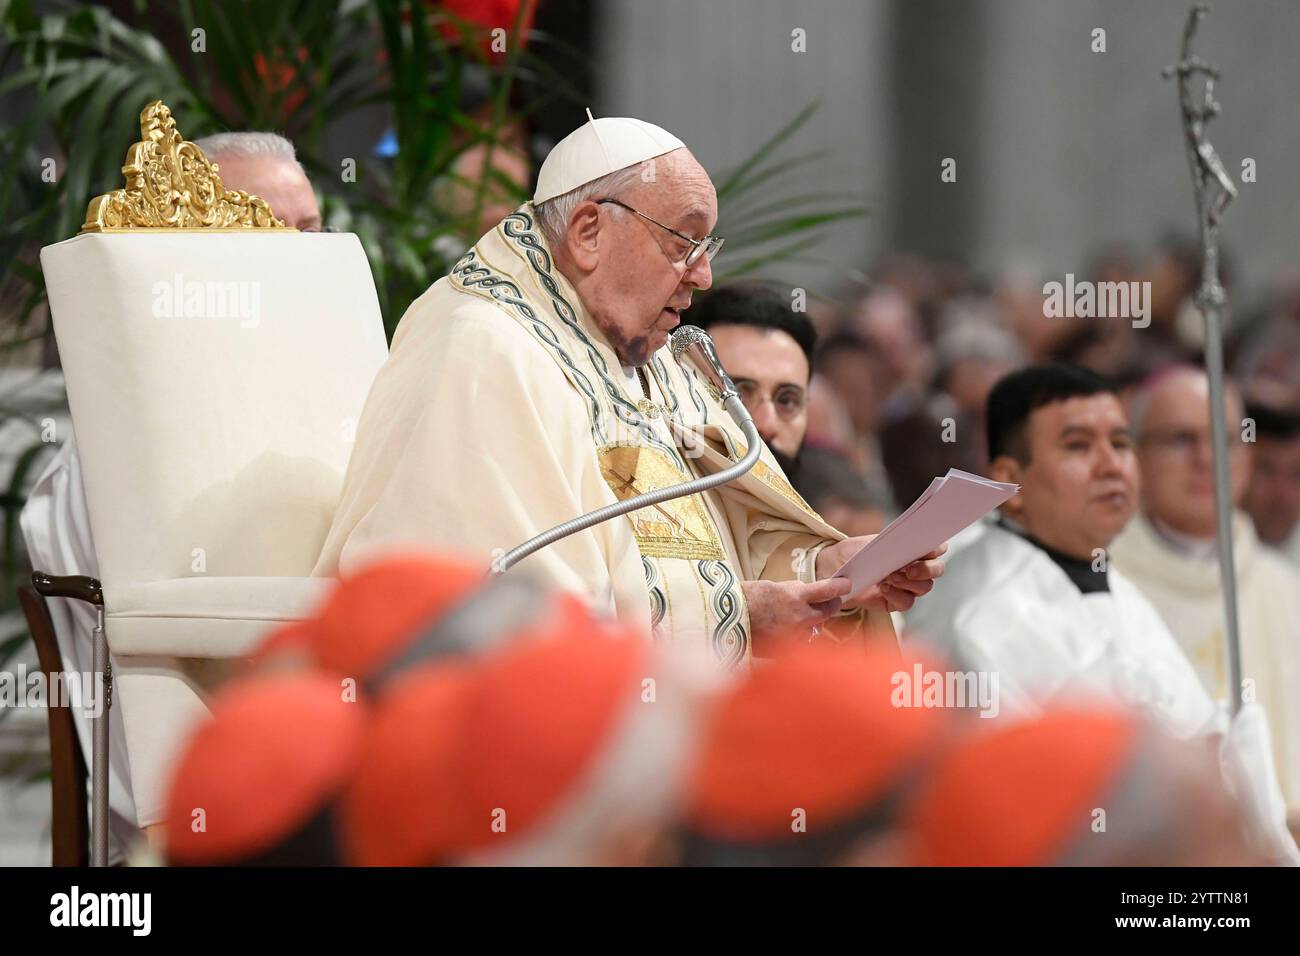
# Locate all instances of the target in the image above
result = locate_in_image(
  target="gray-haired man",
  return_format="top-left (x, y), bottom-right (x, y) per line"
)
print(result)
top-left (193, 131), bottom-right (321, 232)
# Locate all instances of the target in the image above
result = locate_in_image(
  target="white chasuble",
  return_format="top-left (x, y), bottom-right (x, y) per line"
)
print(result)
top-left (313, 205), bottom-right (878, 666)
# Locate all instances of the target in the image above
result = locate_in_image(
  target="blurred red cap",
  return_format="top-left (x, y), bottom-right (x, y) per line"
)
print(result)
top-left (905, 707), bottom-right (1137, 866)
top-left (165, 674), bottom-right (364, 865)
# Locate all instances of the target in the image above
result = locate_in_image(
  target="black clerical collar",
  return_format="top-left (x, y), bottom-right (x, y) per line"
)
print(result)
top-left (997, 518), bottom-right (1109, 593)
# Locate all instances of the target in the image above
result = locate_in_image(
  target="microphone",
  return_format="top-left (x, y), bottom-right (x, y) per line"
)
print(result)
top-left (493, 327), bottom-right (762, 574)
top-left (670, 324), bottom-right (738, 401)
top-left (670, 324), bottom-right (760, 447)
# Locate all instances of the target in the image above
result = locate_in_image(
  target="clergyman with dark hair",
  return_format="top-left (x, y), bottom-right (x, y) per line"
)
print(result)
top-left (684, 282), bottom-right (816, 484)
top-left (903, 363), bottom-right (1217, 740)
top-left (904, 363), bottom-right (1300, 860)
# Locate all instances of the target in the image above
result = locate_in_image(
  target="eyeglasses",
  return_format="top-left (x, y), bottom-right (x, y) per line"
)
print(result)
top-left (596, 198), bottom-right (724, 268)
top-left (735, 380), bottom-right (807, 421)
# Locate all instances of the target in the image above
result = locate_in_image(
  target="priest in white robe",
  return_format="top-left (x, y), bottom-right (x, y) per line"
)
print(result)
top-left (1111, 366), bottom-right (1300, 810)
top-left (314, 115), bottom-right (944, 661)
top-left (902, 366), bottom-right (1216, 738)
top-left (903, 363), bottom-right (1297, 860)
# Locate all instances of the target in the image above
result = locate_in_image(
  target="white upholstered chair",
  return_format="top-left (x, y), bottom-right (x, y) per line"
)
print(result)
top-left (30, 102), bottom-right (388, 864)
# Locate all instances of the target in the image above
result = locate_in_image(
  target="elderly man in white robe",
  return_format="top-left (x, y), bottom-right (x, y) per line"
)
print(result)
top-left (1110, 366), bottom-right (1300, 816)
top-left (21, 131), bottom-right (322, 855)
top-left (902, 362), bottom-right (1297, 860)
top-left (314, 115), bottom-right (944, 660)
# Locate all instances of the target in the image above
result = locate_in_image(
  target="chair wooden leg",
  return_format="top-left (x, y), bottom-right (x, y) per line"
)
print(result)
top-left (17, 585), bottom-right (89, 867)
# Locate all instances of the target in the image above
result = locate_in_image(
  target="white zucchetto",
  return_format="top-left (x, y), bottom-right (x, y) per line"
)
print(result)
top-left (532, 109), bottom-right (685, 204)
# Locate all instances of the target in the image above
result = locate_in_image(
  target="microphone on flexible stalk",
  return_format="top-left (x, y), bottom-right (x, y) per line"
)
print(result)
top-left (669, 324), bottom-right (737, 401)
top-left (492, 327), bottom-right (762, 574)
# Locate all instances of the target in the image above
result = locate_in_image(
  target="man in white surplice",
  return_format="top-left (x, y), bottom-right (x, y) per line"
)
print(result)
top-left (903, 363), bottom-right (1297, 860)
top-left (1111, 366), bottom-right (1300, 814)
top-left (903, 364), bottom-right (1214, 734)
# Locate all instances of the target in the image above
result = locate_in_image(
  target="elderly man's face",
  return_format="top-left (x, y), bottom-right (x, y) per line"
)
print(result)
top-left (993, 393), bottom-right (1138, 559)
top-left (215, 154), bottom-right (322, 231)
top-left (1135, 371), bottom-right (1249, 538)
top-left (707, 324), bottom-right (809, 464)
top-left (580, 149), bottom-right (716, 366)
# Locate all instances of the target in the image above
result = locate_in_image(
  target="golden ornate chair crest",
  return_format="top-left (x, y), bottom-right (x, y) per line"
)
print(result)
top-left (81, 100), bottom-right (292, 232)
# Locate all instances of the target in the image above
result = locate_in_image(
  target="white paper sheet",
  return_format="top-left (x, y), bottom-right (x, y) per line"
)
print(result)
top-left (830, 468), bottom-right (1018, 592)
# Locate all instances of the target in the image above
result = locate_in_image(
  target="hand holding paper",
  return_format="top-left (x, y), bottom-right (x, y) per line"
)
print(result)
top-left (828, 469), bottom-right (1019, 595)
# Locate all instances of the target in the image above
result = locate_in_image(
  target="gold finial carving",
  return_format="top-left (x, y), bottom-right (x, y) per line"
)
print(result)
top-left (81, 100), bottom-right (293, 232)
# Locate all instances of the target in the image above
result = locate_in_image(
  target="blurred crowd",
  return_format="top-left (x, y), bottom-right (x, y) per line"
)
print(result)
top-left (721, 241), bottom-right (1300, 564)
